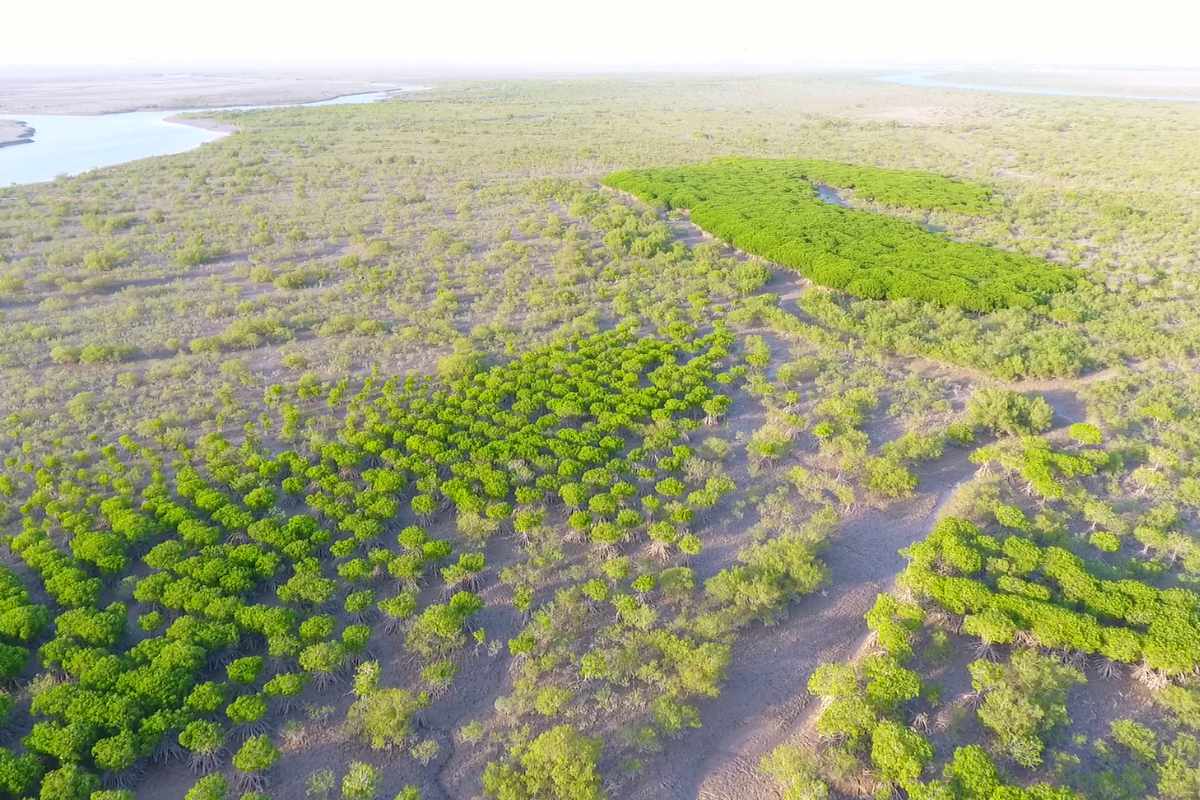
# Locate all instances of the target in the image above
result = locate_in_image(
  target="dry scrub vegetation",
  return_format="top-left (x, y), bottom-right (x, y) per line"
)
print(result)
top-left (0, 76), bottom-right (1199, 800)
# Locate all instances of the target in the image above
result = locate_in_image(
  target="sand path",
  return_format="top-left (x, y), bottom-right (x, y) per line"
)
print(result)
top-left (623, 207), bottom-right (1110, 800)
top-left (628, 443), bottom-right (978, 799)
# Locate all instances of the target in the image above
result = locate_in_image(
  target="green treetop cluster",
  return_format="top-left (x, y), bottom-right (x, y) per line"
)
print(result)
top-left (0, 325), bottom-right (747, 798)
top-left (604, 158), bottom-right (1078, 311)
top-left (901, 516), bottom-right (1200, 675)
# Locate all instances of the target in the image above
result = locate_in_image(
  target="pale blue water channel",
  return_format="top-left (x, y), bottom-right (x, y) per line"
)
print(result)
top-left (0, 87), bottom-right (424, 187)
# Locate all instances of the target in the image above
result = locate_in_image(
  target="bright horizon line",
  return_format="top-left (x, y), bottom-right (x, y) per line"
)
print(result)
top-left (8, 1), bottom-right (1200, 72)
top-left (7, 62), bottom-right (1200, 77)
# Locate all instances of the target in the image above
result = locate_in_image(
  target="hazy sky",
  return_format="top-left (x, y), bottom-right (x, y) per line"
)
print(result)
top-left (9, 0), bottom-right (1200, 70)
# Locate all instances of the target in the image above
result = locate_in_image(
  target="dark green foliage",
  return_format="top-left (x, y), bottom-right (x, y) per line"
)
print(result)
top-left (1156, 686), bottom-right (1200, 730)
top-left (0, 566), bottom-right (49, 646)
top-left (871, 720), bottom-right (933, 789)
top-left (0, 748), bottom-right (43, 797)
top-left (38, 764), bottom-right (99, 800)
top-left (184, 774), bottom-right (228, 800)
top-left (704, 534), bottom-right (827, 625)
top-left (91, 729), bottom-right (139, 773)
top-left (965, 389), bottom-right (1055, 436)
top-left (1158, 734), bottom-right (1200, 800)
top-left (179, 719), bottom-right (224, 755)
top-left (902, 516), bottom-right (1200, 674)
top-left (759, 744), bottom-right (830, 800)
top-left (90, 790), bottom-right (135, 800)
top-left (226, 693), bottom-right (267, 725)
top-left (0, 644), bottom-right (28, 679)
top-left (780, 160), bottom-right (995, 212)
top-left (969, 650), bottom-right (1084, 768)
top-left (862, 654), bottom-right (922, 712)
top-left (346, 661), bottom-right (430, 751)
top-left (943, 745), bottom-right (1001, 799)
top-left (865, 593), bottom-right (924, 661)
top-left (406, 591), bottom-right (483, 658)
top-left (231, 734), bottom-right (278, 774)
top-left (0, 324), bottom-right (739, 798)
top-left (481, 724), bottom-right (606, 800)
top-left (604, 159), bottom-right (1076, 311)
top-left (863, 456), bottom-right (918, 499)
top-left (226, 656), bottom-right (263, 685)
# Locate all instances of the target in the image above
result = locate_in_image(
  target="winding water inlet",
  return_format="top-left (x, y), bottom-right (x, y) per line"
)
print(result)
top-left (0, 87), bottom-right (426, 187)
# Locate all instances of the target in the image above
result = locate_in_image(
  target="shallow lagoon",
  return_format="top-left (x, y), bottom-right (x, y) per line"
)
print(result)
top-left (0, 89), bottom-right (417, 187)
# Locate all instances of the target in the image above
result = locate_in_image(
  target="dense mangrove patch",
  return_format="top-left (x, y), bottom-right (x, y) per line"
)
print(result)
top-left (604, 158), bottom-right (1078, 311)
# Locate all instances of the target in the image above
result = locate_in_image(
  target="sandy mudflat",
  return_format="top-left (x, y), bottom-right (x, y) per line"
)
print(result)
top-left (164, 114), bottom-right (238, 136)
top-left (0, 69), bottom-right (405, 114)
top-left (0, 119), bottom-right (34, 147)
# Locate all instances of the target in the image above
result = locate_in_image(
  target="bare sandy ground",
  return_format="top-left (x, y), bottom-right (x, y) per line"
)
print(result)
top-left (629, 445), bottom-right (981, 800)
top-left (610, 206), bottom-right (1118, 800)
top-left (0, 119), bottom-right (33, 147)
top-left (163, 115), bottom-right (238, 137)
top-left (0, 70), bottom-right (397, 114)
top-left (627, 383), bottom-right (1103, 800)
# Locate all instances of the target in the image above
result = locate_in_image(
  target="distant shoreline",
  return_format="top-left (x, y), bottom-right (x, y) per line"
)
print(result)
top-left (3, 86), bottom-right (426, 154)
top-left (0, 86), bottom-right (429, 187)
top-left (0, 75), bottom-right (401, 116)
top-left (12, 88), bottom-right (370, 117)
top-left (164, 86), bottom-right (429, 139)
